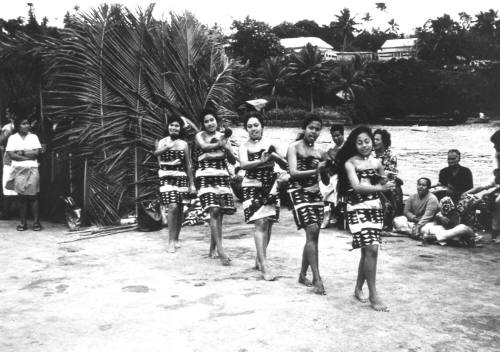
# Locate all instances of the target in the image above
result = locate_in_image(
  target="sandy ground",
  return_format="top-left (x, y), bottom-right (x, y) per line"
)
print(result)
top-left (1, 206), bottom-right (499, 352)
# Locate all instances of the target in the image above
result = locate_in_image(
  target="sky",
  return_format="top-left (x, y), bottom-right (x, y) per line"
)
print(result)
top-left (2, 0), bottom-right (500, 35)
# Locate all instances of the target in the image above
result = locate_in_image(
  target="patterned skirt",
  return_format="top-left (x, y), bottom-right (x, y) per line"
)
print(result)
top-left (159, 167), bottom-right (189, 205)
top-left (346, 191), bottom-right (383, 249)
top-left (196, 158), bottom-right (235, 214)
top-left (242, 168), bottom-right (280, 223)
top-left (288, 184), bottom-right (324, 229)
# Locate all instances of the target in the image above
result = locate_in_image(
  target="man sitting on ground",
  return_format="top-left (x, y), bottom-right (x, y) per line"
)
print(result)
top-left (435, 149), bottom-right (473, 202)
top-left (393, 177), bottom-right (439, 237)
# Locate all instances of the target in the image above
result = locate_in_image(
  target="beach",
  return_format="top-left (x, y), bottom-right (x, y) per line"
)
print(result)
top-left (1, 203), bottom-right (499, 352)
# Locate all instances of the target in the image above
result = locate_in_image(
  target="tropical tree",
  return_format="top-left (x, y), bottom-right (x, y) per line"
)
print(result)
top-left (386, 19), bottom-right (399, 35)
top-left (252, 56), bottom-right (288, 109)
top-left (287, 43), bottom-right (328, 111)
top-left (375, 3), bottom-right (387, 12)
top-left (329, 58), bottom-right (379, 103)
top-left (230, 17), bottom-right (284, 67)
top-left (331, 8), bottom-right (359, 51)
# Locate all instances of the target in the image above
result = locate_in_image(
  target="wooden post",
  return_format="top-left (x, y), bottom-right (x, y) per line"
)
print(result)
top-left (83, 158), bottom-right (88, 223)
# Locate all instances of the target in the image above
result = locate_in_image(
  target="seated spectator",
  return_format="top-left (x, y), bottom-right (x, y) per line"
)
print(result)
top-left (420, 197), bottom-right (477, 247)
top-left (393, 177), bottom-right (439, 237)
top-left (433, 149), bottom-right (473, 203)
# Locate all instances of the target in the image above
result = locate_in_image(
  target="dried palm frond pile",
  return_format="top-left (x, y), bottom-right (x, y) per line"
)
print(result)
top-left (36, 4), bottom-right (241, 225)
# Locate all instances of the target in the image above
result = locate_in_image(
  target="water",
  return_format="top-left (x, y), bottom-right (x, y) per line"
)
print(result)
top-left (232, 124), bottom-right (498, 195)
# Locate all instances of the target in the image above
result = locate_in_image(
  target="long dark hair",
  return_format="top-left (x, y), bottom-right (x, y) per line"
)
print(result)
top-left (165, 114), bottom-right (186, 139)
top-left (336, 126), bottom-right (373, 196)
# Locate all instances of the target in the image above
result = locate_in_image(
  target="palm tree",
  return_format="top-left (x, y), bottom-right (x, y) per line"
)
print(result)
top-left (386, 19), bottom-right (399, 35)
top-left (329, 58), bottom-right (380, 122)
top-left (252, 56), bottom-right (288, 109)
top-left (332, 8), bottom-right (359, 51)
top-left (287, 43), bottom-right (328, 111)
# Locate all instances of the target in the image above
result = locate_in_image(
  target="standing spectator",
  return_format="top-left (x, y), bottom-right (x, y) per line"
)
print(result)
top-left (1, 114), bottom-right (16, 218)
top-left (6, 116), bottom-right (43, 231)
top-left (320, 124), bottom-right (344, 228)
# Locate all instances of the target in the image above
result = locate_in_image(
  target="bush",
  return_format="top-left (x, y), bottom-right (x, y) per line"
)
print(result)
top-left (263, 107), bottom-right (352, 126)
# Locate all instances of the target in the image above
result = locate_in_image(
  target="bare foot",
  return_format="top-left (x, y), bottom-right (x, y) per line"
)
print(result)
top-left (312, 281), bottom-right (326, 295)
top-left (298, 274), bottom-right (313, 287)
top-left (354, 288), bottom-right (368, 303)
top-left (174, 240), bottom-right (181, 248)
top-left (220, 256), bottom-right (231, 266)
top-left (208, 251), bottom-right (219, 259)
top-left (167, 244), bottom-right (176, 253)
top-left (254, 258), bottom-right (262, 270)
top-left (262, 271), bottom-right (276, 281)
top-left (370, 297), bottom-right (389, 312)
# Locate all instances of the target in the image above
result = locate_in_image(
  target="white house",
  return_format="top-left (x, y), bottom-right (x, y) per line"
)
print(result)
top-left (280, 37), bottom-right (337, 61)
top-left (377, 38), bottom-right (417, 61)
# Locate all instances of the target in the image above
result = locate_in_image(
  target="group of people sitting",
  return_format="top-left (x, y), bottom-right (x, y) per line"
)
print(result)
top-left (321, 124), bottom-right (500, 246)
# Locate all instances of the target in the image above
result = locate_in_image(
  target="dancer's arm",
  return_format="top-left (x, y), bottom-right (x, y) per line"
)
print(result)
top-left (287, 143), bottom-right (317, 179)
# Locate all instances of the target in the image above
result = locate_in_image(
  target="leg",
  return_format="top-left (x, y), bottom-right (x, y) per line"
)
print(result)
top-left (19, 196), bottom-right (28, 229)
top-left (174, 204), bottom-right (183, 247)
top-left (363, 244), bottom-right (388, 312)
top-left (492, 195), bottom-right (500, 242)
top-left (354, 249), bottom-right (368, 303)
top-left (208, 208), bottom-right (230, 265)
top-left (254, 219), bottom-right (274, 281)
top-left (302, 223), bottom-right (325, 295)
top-left (167, 203), bottom-right (180, 253)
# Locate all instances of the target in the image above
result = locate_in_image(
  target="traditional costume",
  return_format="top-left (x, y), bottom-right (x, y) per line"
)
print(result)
top-left (288, 156), bottom-right (324, 229)
top-left (346, 169), bottom-right (384, 249)
top-left (157, 140), bottom-right (189, 205)
top-left (195, 148), bottom-right (235, 214)
top-left (242, 150), bottom-right (279, 223)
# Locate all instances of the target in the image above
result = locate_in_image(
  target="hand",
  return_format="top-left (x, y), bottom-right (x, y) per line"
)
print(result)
top-left (188, 185), bottom-right (197, 195)
top-left (382, 180), bottom-right (396, 191)
top-left (41, 144), bottom-right (47, 154)
top-left (316, 160), bottom-right (327, 172)
top-left (260, 151), bottom-right (271, 163)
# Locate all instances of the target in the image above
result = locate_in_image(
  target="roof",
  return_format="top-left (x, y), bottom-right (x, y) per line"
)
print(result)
top-left (381, 38), bottom-right (417, 49)
top-left (280, 37), bottom-right (334, 50)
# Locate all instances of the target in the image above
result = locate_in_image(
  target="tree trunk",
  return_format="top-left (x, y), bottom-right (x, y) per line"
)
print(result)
top-left (310, 86), bottom-right (314, 112)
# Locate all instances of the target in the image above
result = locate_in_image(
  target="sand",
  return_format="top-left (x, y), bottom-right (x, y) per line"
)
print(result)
top-left (1, 206), bottom-right (499, 352)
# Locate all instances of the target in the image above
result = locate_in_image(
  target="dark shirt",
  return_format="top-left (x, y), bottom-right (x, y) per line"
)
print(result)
top-left (438, 165), bottom-right (473, 195)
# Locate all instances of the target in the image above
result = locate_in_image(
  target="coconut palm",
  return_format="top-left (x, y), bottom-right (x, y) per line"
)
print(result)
top-left (287, 43), bottom-right (328, 111)
top-left (386, 19), bottom-right (399, 35)
top-left (329, 58), bottom-right (379, 106)
top-left (331, 8), bottom-right (359, 51)
top-left (252, 56), bottom-right (288, 109)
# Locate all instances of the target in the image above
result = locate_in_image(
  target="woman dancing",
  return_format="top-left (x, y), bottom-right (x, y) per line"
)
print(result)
top-left (154, 115), bottom-right (196, 253)
top-left (287, 113), bottom-right (327, 295)
top-left (239, 112), bottom-right (287, 281)
top-left (194, 109), bottom-right (236, 266)
top-left (337, 126), bottom-right (395, 311)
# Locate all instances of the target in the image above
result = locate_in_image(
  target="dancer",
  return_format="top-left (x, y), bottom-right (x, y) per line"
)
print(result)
top-left (194, 109), bottom-right (236, 265)
top-left (287, 113), bottom-right (327, 295)
top-left (239, 112), bottom-right (287, 281)
top-left (154, 115), bottom-right (196, 253)
top-left (337, 126), bottom-right (395, 311)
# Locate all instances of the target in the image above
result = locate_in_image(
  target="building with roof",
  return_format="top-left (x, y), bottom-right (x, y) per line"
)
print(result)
top-left (280, 37), bottom-right (337, 61)
top-left (377, 38), bottom-right (417, 61)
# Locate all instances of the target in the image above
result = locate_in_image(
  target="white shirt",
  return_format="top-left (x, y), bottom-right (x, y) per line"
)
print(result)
top-left (6, 132), bottom-right (42, 167)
